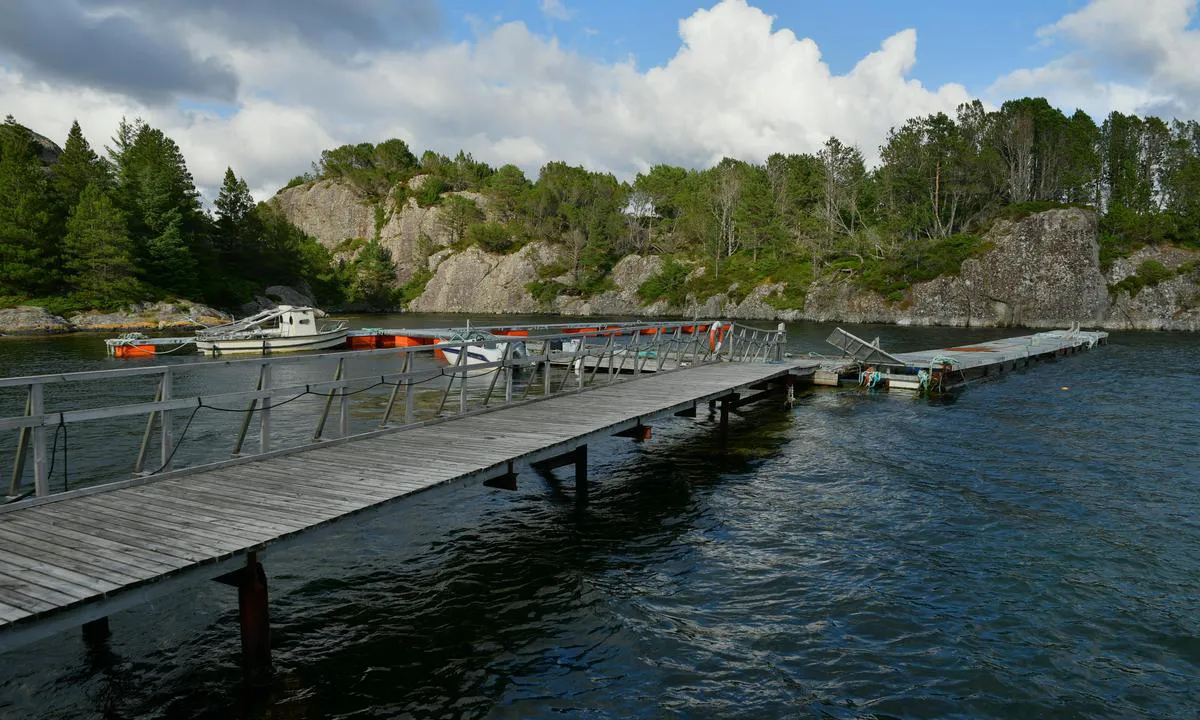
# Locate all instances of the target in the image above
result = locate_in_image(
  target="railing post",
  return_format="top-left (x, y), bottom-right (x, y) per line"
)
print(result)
top-left (159, 368), bottom-right (173, 472)
top-left (483, 341), bottom-right (511, 406)
top-left (259, 363), bottom-right (272, 454)
top-left (437, 342), bottom-right (467, 415)
top-left (30, 384), bottom-right (48, 497)
top-left (339, 372), bottom-right (350, 438)
top-left (504, 347), bottom-right (514, 403)
top-left (8, 390), bottom-right (32, 498)
top-left (232, 365), bottom-right (265, 457)
top-left (314, 358), bottom-right (344, 440)
top-left (134, 381), bottom-right (163, 475)
top-left (459, 343), bottom-right (468, 413)
top-left (381, 352), bottom-right (407, 427)
top-left (404, 352), bottom-right (415, 425)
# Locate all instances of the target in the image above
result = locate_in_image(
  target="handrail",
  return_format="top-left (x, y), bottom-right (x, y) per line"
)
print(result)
top-left (2, 319), bottom-right (787, 502)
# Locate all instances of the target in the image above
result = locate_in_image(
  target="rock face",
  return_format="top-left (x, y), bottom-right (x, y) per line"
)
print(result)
top-left (69, 302), bottom-right (231, 331)
top-left (555, 255), bottom-right (669, 316)
top-left (409, 242), bottom-right (561, 313)
top-left (1104, 246), bottom-right (1200, 331)
top-left (271, 181), bottom-right (374, 250)
top-left (0, 306), bottom-right (73, 334)
top-left (802, 209), bottom-right (1110, 328)
top-left (239, 284), bottom-right (318, 315)
top-left (272, 179), bottom-right (490, 284)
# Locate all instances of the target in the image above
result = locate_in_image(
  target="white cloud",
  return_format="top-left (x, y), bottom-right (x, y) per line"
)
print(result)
top-left (0, 0), bottom-right (974, 201)
top-left (540, 0), bottom-right (571, 22)
top-left (991, 0), bottom-right (1200, 119)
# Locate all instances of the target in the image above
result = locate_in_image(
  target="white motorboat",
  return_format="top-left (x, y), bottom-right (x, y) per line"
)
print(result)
top-left (437, 329), bottom-right (527, 367)
top-left (195, 305), bottom-right (347, 355)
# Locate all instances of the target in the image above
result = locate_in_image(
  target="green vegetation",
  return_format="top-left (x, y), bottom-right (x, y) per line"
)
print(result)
top-left (397, 267), bottom-right (432, 308)
top-left (9, 94), bottom-right (1200, 317)
top-left (1108, 256), bottom-right (1176, 296)
top-left (291, 98), bottom-right (1200, 309)
top-left (638, 258), bottom-right (691, 307)
top-left (465, 221), bottom-right (517, 253)
top-left (0, 115), bottom-right (351, 312)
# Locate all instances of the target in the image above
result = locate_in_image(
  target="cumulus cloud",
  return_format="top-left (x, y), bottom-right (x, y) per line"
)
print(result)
top-left (1, 0), bottom-right (976, 200)
top-left (540, 0), bottom-right (572, 21)
top-left (991, 0), bottom-right (1200, 119)
top-left (0, 0), bottom-right (238, 103)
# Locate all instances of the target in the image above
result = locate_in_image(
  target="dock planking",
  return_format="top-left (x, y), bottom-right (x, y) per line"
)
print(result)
top-left (0, 358), bottom-right (817, 652)
top-left (816, 327), bottom-right (1108, 391)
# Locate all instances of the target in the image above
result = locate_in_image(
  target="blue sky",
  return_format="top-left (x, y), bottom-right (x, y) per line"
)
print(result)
top-left (446, 0), bottom-right (1084, 97)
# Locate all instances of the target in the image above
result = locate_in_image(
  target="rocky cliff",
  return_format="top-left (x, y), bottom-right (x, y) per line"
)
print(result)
top-left (802, 209), bottom-right (1111, 328)
top-left (271, 177), bottom-right (1200, 331)
top-left (271, 177), bottom-right (486, 283)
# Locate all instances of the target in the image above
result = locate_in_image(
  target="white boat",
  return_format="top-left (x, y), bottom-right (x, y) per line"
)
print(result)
top-left (437, 329), bottom-right (527, 367)
top-left (195, 306), bottom-right (348, 355)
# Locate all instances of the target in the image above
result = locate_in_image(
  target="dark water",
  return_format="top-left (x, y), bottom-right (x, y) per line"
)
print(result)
top-left (1, 318), bottom-right (1198, 719)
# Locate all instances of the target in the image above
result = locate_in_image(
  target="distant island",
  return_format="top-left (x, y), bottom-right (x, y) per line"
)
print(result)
top-left (2, 97), bottom-right (1198, 333)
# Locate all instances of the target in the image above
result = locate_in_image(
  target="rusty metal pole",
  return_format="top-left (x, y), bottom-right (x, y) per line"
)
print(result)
top-left (238, 552), bottom-right (271, 675)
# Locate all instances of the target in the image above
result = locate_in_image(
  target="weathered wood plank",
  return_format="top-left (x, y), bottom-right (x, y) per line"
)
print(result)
top-left (0, 525), bottom-right (154, 583)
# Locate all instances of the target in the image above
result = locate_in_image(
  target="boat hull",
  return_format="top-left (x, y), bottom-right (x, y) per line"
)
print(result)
top-left (196, 330), bottom-right (348, 355)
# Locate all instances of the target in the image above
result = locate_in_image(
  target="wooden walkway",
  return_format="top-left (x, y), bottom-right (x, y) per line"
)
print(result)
top-left (0, 358), bottom-right (817, 652)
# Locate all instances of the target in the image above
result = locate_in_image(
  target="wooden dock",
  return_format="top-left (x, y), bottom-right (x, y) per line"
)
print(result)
top-left (0, 357), bottom-right (816, 654)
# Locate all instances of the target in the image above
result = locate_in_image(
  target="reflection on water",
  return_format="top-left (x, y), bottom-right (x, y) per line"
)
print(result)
top-left (1, 317), bottom-right (1198, 719)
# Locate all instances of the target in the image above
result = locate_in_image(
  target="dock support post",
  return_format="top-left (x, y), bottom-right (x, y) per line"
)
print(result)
top-left (82, 616), bottom-right (110, 644)
top-left (238, 553), bottom-right (271, 675)
top-left (575, 444), bottom-right (588, 497)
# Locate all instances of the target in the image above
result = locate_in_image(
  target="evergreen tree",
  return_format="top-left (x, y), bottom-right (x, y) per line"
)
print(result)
top-left (348, 240), bottom-right (397, 309)
top-left (110, 122), bottom-right (209, 297)
top-left (53, 120), bottom-right (109, 217)
top-left (214, 167), bottom-right (260, 271)
top-left (63, 183), bottom-right (139, 305)
top-left (0, 118), bottom-right (53, 296)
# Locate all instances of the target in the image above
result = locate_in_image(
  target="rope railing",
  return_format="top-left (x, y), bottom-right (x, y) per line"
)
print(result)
top-left (2, 319), bottom-right (788, 503)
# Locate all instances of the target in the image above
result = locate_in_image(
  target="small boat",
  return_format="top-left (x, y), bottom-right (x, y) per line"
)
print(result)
top-left (195, 305), bottom-right (348, 355)
top-left (437, 329), bottom-right (527, 367)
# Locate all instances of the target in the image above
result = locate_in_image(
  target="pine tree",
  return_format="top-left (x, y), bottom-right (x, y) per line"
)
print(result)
top-left (53, 121), bottom-right (109, 216)
top-left (145, 209), bottom-right (198, 297)
top-left (348, 240), bottom-right (397, 309)
top-left (109, 121), bottom-right (209, 298)
top-left (214, 167), bottom-right (260, 272)
top-left (63, 184), bottom-right (139, 305)
top-left (0, 118), bottom-right (52, 297)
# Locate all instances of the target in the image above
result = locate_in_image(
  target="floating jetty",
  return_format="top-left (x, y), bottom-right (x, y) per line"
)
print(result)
top-left (815, 325), bottom-right (1109, 393)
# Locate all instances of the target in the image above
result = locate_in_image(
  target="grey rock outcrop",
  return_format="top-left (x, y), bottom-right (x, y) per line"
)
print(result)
top-left (802, 208), bottom-right (1110, 328)
top-left (271, 179), bottom-right (488, 284)
top-left (271, 180), bottom-right (374, 250)
top-left (69, 302), bottom-right (231, 331)
top-left (239, 284), bottom-right (318, 315)
top-left (1104, 246), bottom-right (1200, 330)
top-left (409, 242), bottom-right (562, 313)
top-left (556, 255), bottom-right (669, 316)
top-left (0, 306), bottom-right (73, 334)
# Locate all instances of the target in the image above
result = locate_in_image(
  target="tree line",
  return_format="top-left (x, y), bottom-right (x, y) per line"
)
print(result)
top-left (6, 95), bottom-right (1198, 315)
top-left (0, 116), bottom-right (356, 313)
top-left (301, 97), bottom-right (1198, 307)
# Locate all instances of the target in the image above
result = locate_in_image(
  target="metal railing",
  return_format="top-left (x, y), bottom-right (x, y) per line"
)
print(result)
top-left (2, 319), bottom-right (786, 503)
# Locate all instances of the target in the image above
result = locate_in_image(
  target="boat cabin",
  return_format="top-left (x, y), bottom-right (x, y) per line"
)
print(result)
top-left (276, 306), bottom-right (322, 337)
